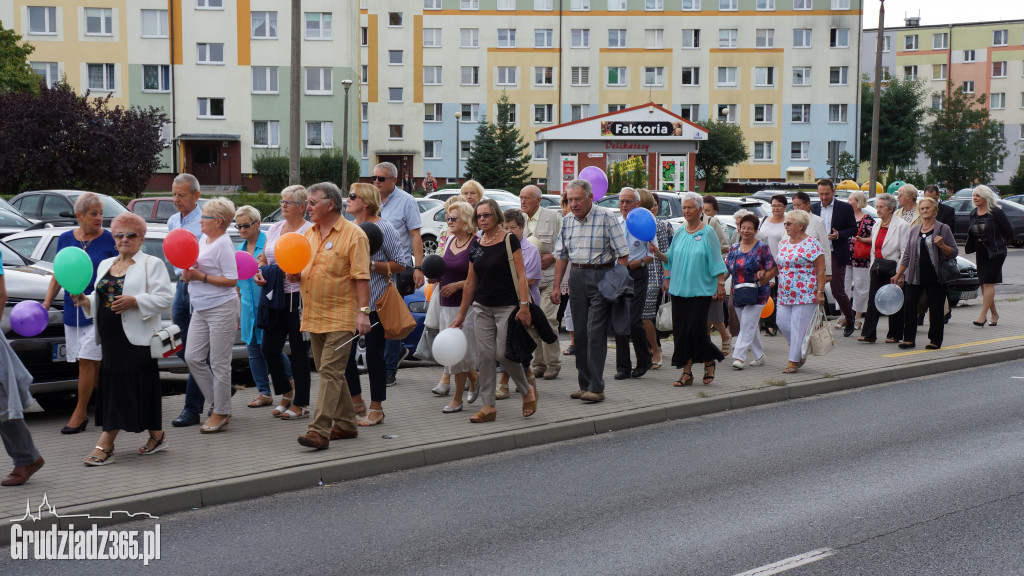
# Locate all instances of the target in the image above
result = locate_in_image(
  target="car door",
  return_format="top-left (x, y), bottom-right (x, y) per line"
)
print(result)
top-left (943, 199), bottom-right (970, 240)
top-left (40, 195), bottom-right (73, 219)
top-left (12, 195), bottom-right (42, 219)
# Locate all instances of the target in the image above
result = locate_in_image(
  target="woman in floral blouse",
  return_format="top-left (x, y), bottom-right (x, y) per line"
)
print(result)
top-left (725, 214), bottom-right (777, 370)
top-left (776, 210), bottom-right (826, 373)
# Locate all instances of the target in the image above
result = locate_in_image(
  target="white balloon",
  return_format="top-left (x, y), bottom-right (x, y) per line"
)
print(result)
top-left (432, 328), bottom-right (468, 367)
top-left (875, 283), bottom-right (905, 316)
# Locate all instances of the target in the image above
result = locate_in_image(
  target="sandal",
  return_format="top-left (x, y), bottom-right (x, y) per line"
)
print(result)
top-left (702, 361), bottom-right (716, 385)
top-left (271, 395), bottom-right (293, 417)
top-left (353, 401), bottom-right (367, 419)
top-left (522, 385), bottom-right (538, 418)
top-left (650, 363), bottom-right (662, 370)
top-left (247, 394), bottom-right (273, 408)
top-left (279, 406), bottom-right (309, 420)
top-left (562, 345), bottom-right (575, 356)
top-left (358, 409), bottom-right (385, 427)
top-left (495, 386), bottom-right (511, 400)
top-left (673, 372), bottom-right (694, 387)
top-left (783, 364), bottom-right (799, 374)
top-left (83, 445), bottom-right (114, 467)
top-left (138, 433), bottom-right (167, 455)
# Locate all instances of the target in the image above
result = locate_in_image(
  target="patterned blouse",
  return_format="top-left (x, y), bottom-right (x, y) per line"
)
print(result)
top-left (725, 240), bottom-right (776, 305)
top-left (776, 236), bottom-right (824, 306)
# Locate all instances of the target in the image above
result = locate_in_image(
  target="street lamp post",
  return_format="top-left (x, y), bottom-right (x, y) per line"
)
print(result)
top-left (341, 79), bottom-right (353, 192)
top-left (454, 111), bottom-right (462, 186)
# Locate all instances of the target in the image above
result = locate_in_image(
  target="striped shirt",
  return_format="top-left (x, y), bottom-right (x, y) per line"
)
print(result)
top-left (556, 205), bottom-right (628, 265)
top-left (369, 218), bottom-right (409, 309)
top-left (299, 217), bottom-right (371, 334)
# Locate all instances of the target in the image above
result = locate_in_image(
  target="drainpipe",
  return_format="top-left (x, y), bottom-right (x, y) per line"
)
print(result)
top-left (169, 0), bottom-right (177, 174)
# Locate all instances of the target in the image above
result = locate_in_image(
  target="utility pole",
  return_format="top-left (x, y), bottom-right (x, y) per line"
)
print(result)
top-left (341, 79), bottom-right (353, 192)
top-left (289, 0), bottom-right (301, 185)
top-left (869, 0), bottom-right (884, 197)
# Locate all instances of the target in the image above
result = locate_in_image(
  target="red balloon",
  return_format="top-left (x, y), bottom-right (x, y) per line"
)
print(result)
top-left (164, 228), bottom-right (199, 269)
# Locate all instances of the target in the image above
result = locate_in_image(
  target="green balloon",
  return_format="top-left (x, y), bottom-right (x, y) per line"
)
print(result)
top-left (53, 246), bottom-right (94, 295)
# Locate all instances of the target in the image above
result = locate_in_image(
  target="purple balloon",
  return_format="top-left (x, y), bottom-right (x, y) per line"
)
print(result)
top-left (10, 301), bottom-right (48, 338)
top-left (235, 251), bottom-right (259, 281)
top-left (579, 166), bottom-right (609, 202)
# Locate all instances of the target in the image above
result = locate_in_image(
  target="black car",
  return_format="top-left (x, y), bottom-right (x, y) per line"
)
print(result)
top-left (11, 190), bottom-right (129, 223)
top-left (942, 198), bottom-right (1024, 246)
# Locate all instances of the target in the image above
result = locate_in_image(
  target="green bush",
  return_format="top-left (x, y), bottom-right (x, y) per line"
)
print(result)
top-left (252, 148), bottom-right (360, 194)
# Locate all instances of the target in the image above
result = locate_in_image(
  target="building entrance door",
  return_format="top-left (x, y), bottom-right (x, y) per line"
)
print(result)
top-left (188, 142), bottom-right (221, 186)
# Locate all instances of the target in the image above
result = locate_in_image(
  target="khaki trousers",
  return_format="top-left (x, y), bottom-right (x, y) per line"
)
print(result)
top-left (308, 331), bottom-right (358, 439)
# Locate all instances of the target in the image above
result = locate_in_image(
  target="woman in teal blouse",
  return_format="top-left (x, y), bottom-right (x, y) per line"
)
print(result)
top-left (650, 192), bottom-right (727, 387)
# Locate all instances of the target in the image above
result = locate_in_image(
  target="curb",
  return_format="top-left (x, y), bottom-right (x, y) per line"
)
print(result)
top-left (4, 346), bottom-right (1022, 545)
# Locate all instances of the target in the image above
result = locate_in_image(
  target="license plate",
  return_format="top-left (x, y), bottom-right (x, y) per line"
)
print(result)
top-left (52, 343), bottom-right (67, 362)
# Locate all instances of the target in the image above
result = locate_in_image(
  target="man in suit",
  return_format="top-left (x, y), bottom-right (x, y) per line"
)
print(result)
top-left (812, 179), bottom-right (858, 337)
top-left (521, 185), bottom-right (563, 379)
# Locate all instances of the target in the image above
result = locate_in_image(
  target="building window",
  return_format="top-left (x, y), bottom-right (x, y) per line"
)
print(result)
top-left (791, 104), bottom-right (810, 123)
top-left (250, 66), bottom-right (279, 93)
top-left (962, 80), bottom-right (974, 93)
top-left (461, 103), bottom-right (480, 122)
top-left (535, 29), bottom-right (553, 47)
top-left (791, 141), bottom-right (809, 161)
top-left (423, 66), bottom-right (442, 84)
top-left (388, 12), bottom-right (403, 26)
top-left (832, 0), bottom-right (850, 7)
top-left (756, 0), bottom-right (775, 9)
top-left (196, 0), bottom-right (223, 8)
top-left (305, 13), bottom-right (332, 40)
top-left (719, 29), bottom-right (737, 48)
top-left (609, 104), bottom-right (627, 113)
top-left (880, 66), bottom-right (889, 79)
top-left (253, 121), bottom-right (279, 147)
top-left (142, 64), bottom-right (171, 92)
top-left (425, 0), bottom-right (441, 9)
top-left (30, 62), bottom-right (59, 87)
top-left (753, 104), bottom-right (773, 123)
top-left (992, 93), bottom-right (1006, 109)
top-left (389, 125), bottom-right (404, 140)
top-left (461, 0), bottom-right (479, 9)
top-left (963, 50), bottom-right (976, 63)
top-left (608, 0), bottom-right (627, 10)
top-left (534, 67), bottom-right (553, 86)
top-left (306, 121), bottom-right (333, 148)
top-left (754, 67), bottom-right (775, 86)
top-left (753, 141), bottom-right (774, 161)
top-left (792, 66), bottom-right (811, 86)
top-left (681, 67), bottom-right (700, 86)
top-left (793, 0), bottom-right (811, 8)
top-left (902, 34), bottom-right (918, 51)
top-left (28, 6), bottom-right (57, 35)
top-left (251, 11), bottom-right (277, 39)
top-left (645, 29), bottom-right (663, 49)
top-left (389, 87), bottom-right (403, 102)
top-left (571, 29), bottom-right (590, 48)
top-left (141, 9), bottom-right (168, 38)
top-left (498, 0), bottom-right (516, 9)
top-left (993, 29), bottom-right (1008, 46)
top-left (534, 104), bottom-right (553, 123)
top-left (424, 141), bottom-right (442, 159)
top-left (608, 29), bottom-right (627, 48)
top-left (718, 104), bottom-right (737, 123)
top-left (498, 29), bottom-right (517, 48)
top-left (931, 94), bottom-right (944, 110)
top-left (460, 28), bottom-right (479, 48)
top-left (571, 105), bottom-right (590, 121)
top-left (793, 28), bottom-right (811, 48)
top-left (506, 104), bottom-right (518, 124)
top-left (361, 27), bottom-right (368, 46)
top-left (571, 66), bottom-right (590, 86)
top-left (755, 29), bottom-right (774, 48)
top-left (933, 64), bottom-right (947, 80)
top-left (304, 67), bottom-right (332, 94)
top-left (716, 66), bottom-right (737, 86)
top-left (993, 62), bottom-right (1007, 78)
top-left (461, 66), bottom-right (480, 85)
top-left (424, 103), bottom-right (442, 122)
top-left (535, 0), bottom-right (553, 9)
top-left (361, 102), bottom-right (368, 121)
top-left (87, 63), bottom-right (115, 91)
top-left (423, 28), bottom-right (441, 47)
top-left (933, 32), bottom-right (948, 49)
top-left (882, 36), bottom-right (891, 52)
top-left (196, 43), bottom-right (224, 64)
top-left (828, 104), bottom-right (848, 123)
top-left (533, 142), bottom-right (547, 160)
top-left (644, 67), bottom-right (664, 87)
top-left (903, 65), bottom-right (917, 81)
top-left (607, 67), bottom-right (626, 86)
top-left (831, 28), bottom-right (849, 48)
top-left (682, 0), bottom-right (701, 10)
top-left (645, 0), bottom-right (664, 9)
top-left (829, 66), bottom-right (849, 85)
top-left (361, 140), bottom-right (368, 159)
top-left (388, 50), bottom-right (403, 65)
top-left (682, 29), bottom-right (700, 48)
top-left (361, 65), bottom-right (368, 84)
top-left (679, 104), bottom-right (698, 120)
top-left (497, 66), bottom-right (518, 86)
top-left (197, 97), bottom-right (225, 119)
top-left (720, 0), bottom-right (737, 10)
top-left (570, 0), bottom-right (590, 10)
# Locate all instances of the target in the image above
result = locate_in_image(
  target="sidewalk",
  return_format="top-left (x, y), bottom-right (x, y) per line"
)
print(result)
top-left (3, 297), bottom-right (1023, 542)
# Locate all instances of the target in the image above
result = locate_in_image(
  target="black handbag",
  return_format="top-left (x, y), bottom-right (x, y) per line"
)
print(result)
top-left (984, 243), bottom-right (1007, 260)
top-left (937, 257), bottom-right (960, 284)
top-left (396, 267), bottom-right (415, 296)
top-left (870, 258), bottom-right (897, 278)
top-left (732, 283), bottom-right (759, 306)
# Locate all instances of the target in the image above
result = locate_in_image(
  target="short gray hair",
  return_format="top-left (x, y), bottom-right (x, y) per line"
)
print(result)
top-left (503, 208), bottom-right (525, 228)
top-left (974, 184), bottom-right (1000, 210)
top-left (173, 173), bottom-right (201, 193)
top-left (73, 192), bottom-right (103, 214)
top-left (679, 191), bottom-right (703, 210)
top-left (281, 184), bottom-right (308, 204)
top-left (619, 187), bottom-right (637, 200)
top-left (374, 162), bottom-right (398, 179)
top-left (520, 184), bottom-right (542, 199)
top-left (566, 179), bottom-right (591, 197)
top-left (308, 181), bottom-right (344, 213)
top-left (875, 193), bottom-right (898, 212)
top-left (235, 205), bottom-right (261, 223)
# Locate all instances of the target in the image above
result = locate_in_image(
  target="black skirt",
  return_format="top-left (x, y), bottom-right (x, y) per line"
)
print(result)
top-left (976, 247), bottom-right (1005, 285)
top-left (671, 295), bottom-right (724, 368)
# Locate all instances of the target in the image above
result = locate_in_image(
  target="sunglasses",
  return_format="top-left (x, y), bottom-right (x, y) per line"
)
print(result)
top-left (370, 176), bottom-right (390, 182)
top-left (445, 216), bottom-right (458, 223)
top-left (475, 212), bottom-right (494, 220)
top-left (306, 198), bottom-right (327, 206)
top-left (348, 193), bottom-right (360, 200)
top-left (236, 222), bottom-right (255, 230)
top-left (113, 232), bottom-right (138, 239)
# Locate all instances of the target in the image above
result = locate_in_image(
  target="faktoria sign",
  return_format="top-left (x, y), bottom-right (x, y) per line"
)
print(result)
top-left (600, 121), bottom-right (685, 137)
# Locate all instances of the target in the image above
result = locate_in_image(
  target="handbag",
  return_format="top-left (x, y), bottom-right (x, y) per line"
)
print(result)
top-left (732, 283), bottom-right (759, 307)
top-left (870, 257), bottom-right (897, 278)
top-left (802, 306), bottom-right (835, 357)
top-left (656, 296), bottom-right (672, 332)
top-left (143, 258), bottom-right (183, 359)
top-left (852, 219), bottom-right (871, 260)
top-left (376, 263), bottom-right (417, 339)
top-left (937, 257), bottom-right (960, 285)
top-left (984, 242), bottom-right (1007, 260)
top-left (502, 234), bottom-right (535, 361)
top-left (396, 267), bottom-right (416, 296)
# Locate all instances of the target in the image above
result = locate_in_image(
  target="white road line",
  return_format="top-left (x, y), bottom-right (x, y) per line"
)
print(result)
top-left (732, 548), bottom-right (835, 576)
top-left (1011, 377), bottom-right (1024, 379)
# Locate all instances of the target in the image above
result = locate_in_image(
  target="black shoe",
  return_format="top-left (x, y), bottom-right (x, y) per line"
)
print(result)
top-left (898, 342), bottom-right (916, 349)
top-left (613, 370), bottom-right (630, 380)
top-left (60, 417), bottom-right (88, 435)
top-left (843, 324), bottom-right (855, 338)
top-left (385, 373), bottom-right (397, 387)
top-left (171, 409), bottom-right (200, 427)
top-left (631, 364), bottom-right (651, 378)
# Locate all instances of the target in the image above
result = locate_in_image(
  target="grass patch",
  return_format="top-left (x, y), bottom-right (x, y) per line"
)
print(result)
top-left (697, 391), bottom-right (711, 398)
top-left (823, 372), bottom-right (838, 378)
top-left (764, 378), bottom-right (787, 387)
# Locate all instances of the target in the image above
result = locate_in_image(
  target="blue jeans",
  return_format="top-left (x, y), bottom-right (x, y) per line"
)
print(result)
top-left (247, 342), bottom-right (293, 396)
top-left (173, 281), bottom-right (204, 415)
top-left (384, 338), bottom-right (403, 377)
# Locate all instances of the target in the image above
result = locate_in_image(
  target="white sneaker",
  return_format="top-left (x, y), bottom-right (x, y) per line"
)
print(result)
top-left (431, 382), bottom-right (450, 396)
top-left (750, 354), bottom-right (766, 366)
top-left (732, 359), bottom-right (745, 370)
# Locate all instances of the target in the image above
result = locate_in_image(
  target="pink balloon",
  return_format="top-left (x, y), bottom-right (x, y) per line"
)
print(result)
top-left (235, 251), bottom-right (258, 281)
top-left (579, 166), bottom-right (609, 202)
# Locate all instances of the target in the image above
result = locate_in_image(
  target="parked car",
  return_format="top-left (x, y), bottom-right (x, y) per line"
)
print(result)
top-left (1001, 195), bottom-right (1024, 207)
top-left (10, 190), bottom-right (129, 223)
top-left (713, 197), bottom-right (770, 218)
top-left (0, 209), bottom-right (35, 238)
top-left (128, 197), bottom-right (210, 222)
top-left (425, 189), bottom-right (519, 203)
top-left (952, 185), bottom-right (999, 199)
top-left (419, 205), bottom-right (446, 255)
top-left (0, 197), bottom-right (29, 220)
top-left (416, 198), bottom-right (443, 213)
top-left (540, 194), bottom-right (562, 209)
top-left (942, 198), bottom-right (1024, 246)
top-left (597, 192), bottom-right (685, 220)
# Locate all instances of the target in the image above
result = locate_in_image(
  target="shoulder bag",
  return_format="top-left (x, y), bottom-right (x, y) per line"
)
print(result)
top-left (852, 218), bottom-right (871, 260)
top-left (142, 257), bottom-right (183, 359)
top-left (656, 295), bottom-right (672, 332)
top-left (937, 257), bottom-right (960, 285)
top-left (376, 263), bottom-right (417, 339)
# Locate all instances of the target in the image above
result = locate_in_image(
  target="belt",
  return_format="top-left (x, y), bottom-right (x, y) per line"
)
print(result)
top-left (573, 261), bottom-right (614, 270)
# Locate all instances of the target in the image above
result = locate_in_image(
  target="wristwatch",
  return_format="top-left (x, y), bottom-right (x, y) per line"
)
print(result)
top-left (358, 306), bottom-right (371, 315)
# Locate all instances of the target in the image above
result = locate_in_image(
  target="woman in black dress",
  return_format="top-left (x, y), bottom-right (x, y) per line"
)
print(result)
top-left (74, 213), bottom-right (175, 466)
top-left (967, 185), bottom-right (1013, 327)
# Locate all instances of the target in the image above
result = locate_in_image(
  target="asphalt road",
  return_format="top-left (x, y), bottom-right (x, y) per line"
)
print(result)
top-left (961, 245), bottom-right (1024, 297)
top-left (5, 360), bottom-right (1024, 575)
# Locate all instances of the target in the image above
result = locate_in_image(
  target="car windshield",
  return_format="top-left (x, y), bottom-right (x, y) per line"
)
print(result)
top-left (0, 209), bottom-right (32, 228)
top-left (69, 193), bottom-right (129, 216)
top-left (0, 241), bottom-right (29, 266)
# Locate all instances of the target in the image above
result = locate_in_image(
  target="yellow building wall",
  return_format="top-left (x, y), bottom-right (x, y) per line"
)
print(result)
top-left (710, 49), bottom-right (784, 179)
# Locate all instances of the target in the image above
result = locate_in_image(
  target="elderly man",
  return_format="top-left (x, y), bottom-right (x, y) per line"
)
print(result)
top-left (168, 174), bottom-right (209, 428)
top-left (613, 187), bottom-right (654, 378)
top-left (792, 191), bottom-right (832, 277)
top-left (812, 179), bottom-right (857, 337)
top-left (520, 184), bottom-right (562, 379)
top-left (894, 185), bottom-right (922, 228)
top-left (374, 162), bottom-right (422, 386)
top-left (551, 179), bottom-right (628, 403)
top-left (296, 182), bottom-right (372, 450)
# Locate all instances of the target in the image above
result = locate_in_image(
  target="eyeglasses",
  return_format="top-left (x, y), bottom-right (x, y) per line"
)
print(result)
top-left (306, 198), bottom-right (327, 207)
top-left (475, 212), bottom-right (494, 220)
top-left (280, 200), bottom-right (304, 208)
top-left (783, 222), bottom-right (793, 227)
top-left (348, 193), bottom-right (360, 200)
top-left (113, 232), bottom-right (138, 239)
top-left (445, 216), bottom-right (459, 223)
top-left (619, 199), bottom-right (637, 205)
top-left (370, 176), bottom-right (389, 182)
top-left (236, 222), bottom-right (255, 230)
top-left (201, 215), bottom-right (220, 221)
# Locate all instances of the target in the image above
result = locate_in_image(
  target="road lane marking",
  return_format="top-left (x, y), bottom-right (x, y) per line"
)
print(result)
top-left (883, 335), bottom-right (1024, 358)
top-left (732, 548), bottom-right (835, 576)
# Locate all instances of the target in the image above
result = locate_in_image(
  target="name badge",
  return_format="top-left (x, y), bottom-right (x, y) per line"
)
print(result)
top-left (694, 235), bottom-right (703, 242)
top-left (325, 242), bottom-right (333, 249)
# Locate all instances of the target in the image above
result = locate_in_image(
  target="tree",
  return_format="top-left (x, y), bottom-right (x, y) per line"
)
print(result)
top-left (859, 74), bottom-right (928, 170)
top-left (921, 87), bottom-right (1008, 192)
top-left (1008, 159), bottom-right (1024, 197)
top-left (828, 151), bottom-right (858, 181)
top-left (693, 119), bottom-right (748, 192)
top-left (463, 92), bottom-right (532, 190)
top-left (0, 23), bottom-right (39, 95)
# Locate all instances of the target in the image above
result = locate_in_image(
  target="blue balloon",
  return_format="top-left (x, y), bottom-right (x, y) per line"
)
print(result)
top-left (626, 208), bottom-right (657, 242)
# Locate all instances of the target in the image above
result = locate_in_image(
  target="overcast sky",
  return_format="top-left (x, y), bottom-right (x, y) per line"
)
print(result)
top-left (861, 0), bottom-right (1024, 28)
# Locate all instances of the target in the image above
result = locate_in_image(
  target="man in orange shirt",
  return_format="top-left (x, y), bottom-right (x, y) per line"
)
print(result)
top-left (295, 182), bottom-right (373, 450)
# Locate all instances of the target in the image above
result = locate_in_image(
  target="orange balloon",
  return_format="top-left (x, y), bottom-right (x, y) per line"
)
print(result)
top-left (425, 282), bottom-right (434, 303)
top-left (275, 232), bottom-right (311, 274)
top-left (760, 296), bottom-right (775, 318)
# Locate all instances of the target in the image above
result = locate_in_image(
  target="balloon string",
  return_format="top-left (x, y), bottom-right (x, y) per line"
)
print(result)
top-left (334, 322), bottom-right (380, 350)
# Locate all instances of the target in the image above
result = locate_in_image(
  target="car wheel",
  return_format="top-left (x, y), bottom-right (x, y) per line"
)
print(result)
top-left (422, 235), bottom-right (438, 255)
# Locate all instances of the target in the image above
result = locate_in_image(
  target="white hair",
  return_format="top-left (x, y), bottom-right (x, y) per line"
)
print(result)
top-left (678, 191), bottom-right (703, 210)
top-left (974, 185), bottom-right (1000, 210)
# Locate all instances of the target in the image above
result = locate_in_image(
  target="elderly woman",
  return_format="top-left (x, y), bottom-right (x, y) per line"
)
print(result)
top-left (702, 195), bottom-right (732, 355)
top-left (434, 193), bottom-right (469, 256)
top-left (431, 193), bottom-right (470, 397)
top-left (776, 210), bottom-right (826, 373)
top-left (343, 183), bottom-right (410, 426)
top-left (42, 192), bottom-right (118, 434)
top-left (256, 185), bottom-right (313, 419)
top-left (844, 190), bottom-right (875, 331)
top-left (436, 201), bottom-right (479, 412)
top-left (451, 199), bottom-right (538, 422)
top-left (893, 197), bottom-right (958, 349)
top-left (73, 213), bottom-right (174, 465)
top-left (496, 208), bottom-right (541, 399)
top-left (650, 192), bottom-right (727, 386)
top-left (236, 206), bottom-right (292, 409)
top-left (641, 191), bottom-right (672, 369)
top-left (726, 214), bottom-right (778, 370)
top-left (894, 184), bottom-right (922, 228)
top-left (967, 185), bottom-right (1013, 327)
top-left (859, 193), bottom-right (910, 343)
top-left (461, 180), bottom-right (484, 208)
top-left (181, 198), bottom-right (239, 433)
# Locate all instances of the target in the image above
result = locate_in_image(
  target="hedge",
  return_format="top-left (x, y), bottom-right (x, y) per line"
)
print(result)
top-left (252, 148), bottom-right (360, 194)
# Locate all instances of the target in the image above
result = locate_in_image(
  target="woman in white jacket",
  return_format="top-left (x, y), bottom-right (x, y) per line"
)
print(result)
top-left (73, 213), bottom-right (174, 466)
top-left (858, 193), bottom-right (910, 344)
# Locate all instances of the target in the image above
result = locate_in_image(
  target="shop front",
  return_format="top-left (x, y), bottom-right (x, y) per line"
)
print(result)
top-left (536, 103), bottom-right (707, 194)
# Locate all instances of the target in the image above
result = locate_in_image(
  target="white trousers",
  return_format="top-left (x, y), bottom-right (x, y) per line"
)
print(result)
top-left (777, 303), bottom-right (817, 363)
top-left (732, 303), bottom-right (766, 363)
top-left (844, 265), bottom-right (870, 313)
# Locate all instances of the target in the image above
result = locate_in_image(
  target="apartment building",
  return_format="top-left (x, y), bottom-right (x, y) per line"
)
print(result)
top-left (2, 0), bottom-right (359, 190)
top-left (863, 18), bottom-right (1024, 186)
top-left (361, 0), bottom-right (864, 188)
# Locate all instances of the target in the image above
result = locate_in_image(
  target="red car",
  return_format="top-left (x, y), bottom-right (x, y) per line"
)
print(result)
top-left (127, 197), bottom-right (209, 222)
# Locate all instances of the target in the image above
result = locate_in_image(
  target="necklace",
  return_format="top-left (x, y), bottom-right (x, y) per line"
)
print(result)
top-left (453, 235), bottom-right (471, 250)
top-left (78, 229), bottom-right (97, 251)
top-left (685, 222), bottom-right (702, 234)
top-left (482, 230), bottom-right (501, 244)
